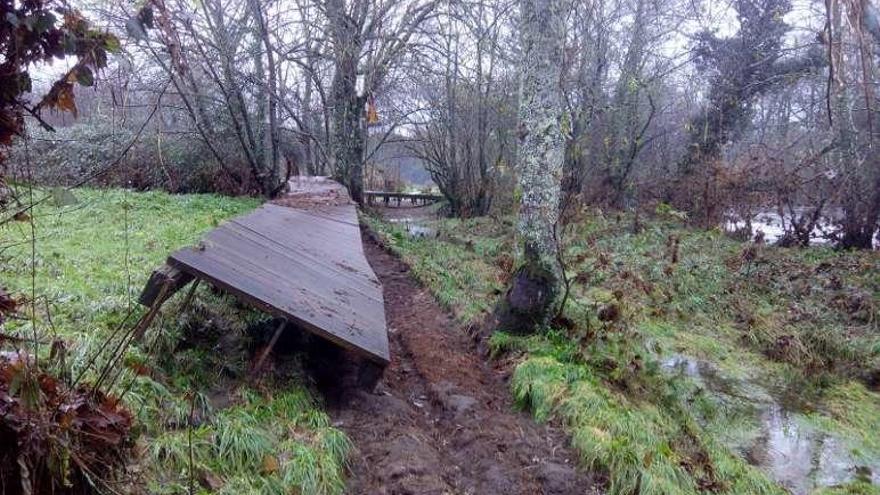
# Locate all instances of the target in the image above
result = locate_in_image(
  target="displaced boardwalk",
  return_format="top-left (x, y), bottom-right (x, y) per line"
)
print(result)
top-left (138, 177), bottom-right (595, 494)
top-left (140, 177), bottom-right (389, 366)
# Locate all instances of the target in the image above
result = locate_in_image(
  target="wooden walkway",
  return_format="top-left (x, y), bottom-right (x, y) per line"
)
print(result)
top-left (365, 190), bottom-right (442, 206)
top-left (139, 177), bottom-right (389, 366)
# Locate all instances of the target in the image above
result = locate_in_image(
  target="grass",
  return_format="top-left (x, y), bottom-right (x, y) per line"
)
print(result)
top-left (363, 215), bottom-right (510, 322)
top-left (367, 207), bottom-right (880, 494)
top-left (1, 187), bottom-right (351, 494)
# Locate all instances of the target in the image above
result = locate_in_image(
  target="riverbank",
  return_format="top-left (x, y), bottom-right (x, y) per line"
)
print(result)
top-left (365, 207), bottom-right (880, 495)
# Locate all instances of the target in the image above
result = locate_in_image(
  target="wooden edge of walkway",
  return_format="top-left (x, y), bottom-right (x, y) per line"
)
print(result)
top-left (136, 177), bottom-right (390, 370)
top-left (164, 255), bottom-right (390, 366)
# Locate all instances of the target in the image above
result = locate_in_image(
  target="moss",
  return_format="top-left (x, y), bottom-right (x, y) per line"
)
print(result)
top-left (502, 252), bottom-right (564, 332)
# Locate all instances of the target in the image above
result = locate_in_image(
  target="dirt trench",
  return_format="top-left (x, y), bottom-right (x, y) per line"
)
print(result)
top-left (323, 232), bottom-right (599, 495)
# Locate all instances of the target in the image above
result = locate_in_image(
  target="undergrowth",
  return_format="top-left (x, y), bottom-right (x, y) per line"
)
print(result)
top-left (367, 208), bottom-right (880, 495)
top-left (2, 188), bottom-right (350, 494)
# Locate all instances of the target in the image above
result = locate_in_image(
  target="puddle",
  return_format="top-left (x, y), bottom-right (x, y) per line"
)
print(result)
top-left (388, 218), bottom-right (434, 238)
top-left (663, 355), bottom-right (880, 494)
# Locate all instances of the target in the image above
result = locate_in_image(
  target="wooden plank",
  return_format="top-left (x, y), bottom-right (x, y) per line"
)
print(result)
top-left (170, 245), bottom-right (389, 364)
top-left (179, 232), bottom-right (385, 327)
top-left (216, 223), bottom-right (381, 299)
top-left (166, 201), bottom-right (389, 365)
top-left (138, 264), bottom-right (194, 307)
top-left (226, 210), bottom-right (376, 280)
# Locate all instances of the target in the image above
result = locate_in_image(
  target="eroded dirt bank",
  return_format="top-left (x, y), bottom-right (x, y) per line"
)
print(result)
top-left (325, 231), bottom-right (598, 494)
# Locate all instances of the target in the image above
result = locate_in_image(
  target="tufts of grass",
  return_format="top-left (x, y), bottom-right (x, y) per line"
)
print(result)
top-left (2, 188), bottom-right (350, 494)
top-left (213, 407), bottom-right (274, 471)
top-left (511, 352), bottom-right (783, 495)
top-left (141, 385), bottom-right (351, 494)
top-left (815, 482), bottom-right (880, 495)
top-left (813, 382), bottom-right (880, 452)
top-left (363, 214), bottom-right (508, 322)
top-left (369, 209), bottom-right (880, 494)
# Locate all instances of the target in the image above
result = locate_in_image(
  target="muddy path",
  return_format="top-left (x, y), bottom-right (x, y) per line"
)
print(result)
top-left (323, 231), bottom-right (598, 495)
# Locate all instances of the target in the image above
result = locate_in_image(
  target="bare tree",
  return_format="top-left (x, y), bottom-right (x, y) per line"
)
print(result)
top-left (829, 0), bottom-right (880, 248)
top-left (323, 0), bottom-right (437, 204)
top-left (408, 0), bottom-right (516, 217)
top-left (672, 0), bottom-right (825, 224)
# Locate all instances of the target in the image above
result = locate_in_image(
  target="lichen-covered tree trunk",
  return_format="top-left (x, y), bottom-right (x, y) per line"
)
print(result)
top-left (505, 0), bottom-right (566, 331)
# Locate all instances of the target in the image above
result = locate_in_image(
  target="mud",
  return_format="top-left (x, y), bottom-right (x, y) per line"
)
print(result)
top-left (324, 231), bottom-right (598, 494)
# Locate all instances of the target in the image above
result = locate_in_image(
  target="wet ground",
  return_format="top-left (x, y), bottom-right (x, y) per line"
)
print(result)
top-left (664, 355), bottom-right (880, 494)
top-left (374, 203), bottom-right (440, 238)
top-left (331, 203), bottom-right (880, 493)
top-left (325, 220), bottom-right (598, 494)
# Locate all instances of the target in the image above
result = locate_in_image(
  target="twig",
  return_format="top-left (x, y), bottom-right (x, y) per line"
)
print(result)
top-left (553, 184), bottom-right (578, 322)
top-left (188, 390), bottom-right (196, 495)
top-left (0, 332), bottom-right (50, 345)
top-left (24, 137), bottom-right (39, 365)
top-left (824, 0), bottom-right (835, 127)
top-left (16, 102), bottom-right (56, 133)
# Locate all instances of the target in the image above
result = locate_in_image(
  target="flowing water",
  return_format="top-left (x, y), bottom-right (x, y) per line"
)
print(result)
top-left (663, 355), bottom-right (880, 494)
top-left (724, 209), bottom-right (837, 246)
top-left (724, 208), bottom-right (879, 248)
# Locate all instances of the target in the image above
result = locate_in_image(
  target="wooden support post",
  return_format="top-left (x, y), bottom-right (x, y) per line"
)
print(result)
top-left (139, 264), bottom-right (193, 307)
top-left (133, 264), bottom-right (194, 342)
top-left (133, 280), bottom-right (174, 341)
top-left (251, 320), bottom-right (287, 377)
top-left (178, 279), bottom-right (201, 313)
top-left (357, 360), bottom-right (385, 391)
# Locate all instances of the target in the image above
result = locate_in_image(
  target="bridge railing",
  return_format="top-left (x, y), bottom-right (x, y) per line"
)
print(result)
top-left (364, 191), bottom-right (443, 206)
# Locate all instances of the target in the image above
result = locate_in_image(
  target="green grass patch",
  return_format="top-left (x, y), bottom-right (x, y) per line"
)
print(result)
top-left (2, 188), bottom-right (350, 494)
top-left (368, 208), bottom-right (880, 494)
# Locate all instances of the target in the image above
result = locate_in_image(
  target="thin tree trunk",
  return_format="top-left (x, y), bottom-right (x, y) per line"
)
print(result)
top-left (252, 0), bottom-right (283, 194)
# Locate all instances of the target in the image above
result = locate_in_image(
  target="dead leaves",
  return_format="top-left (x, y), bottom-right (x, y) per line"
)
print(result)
top-left (41, 80), bottom-right (78, 117)
top-left (0, 356), bottom-right (134, 495)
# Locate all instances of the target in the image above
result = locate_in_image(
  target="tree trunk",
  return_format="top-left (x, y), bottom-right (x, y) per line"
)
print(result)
top-left (331, 72), bottom-right (366, 204)
top-left (504, 0), bottom-right (566, 332)
top-left (328, 0), bottom-right (366, 205)
top-left (607, 0), bottom-right (647, 208)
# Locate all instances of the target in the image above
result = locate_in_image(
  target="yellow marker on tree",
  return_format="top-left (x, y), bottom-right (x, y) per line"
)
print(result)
top-left (367, 96), bottom-right (380, 124)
